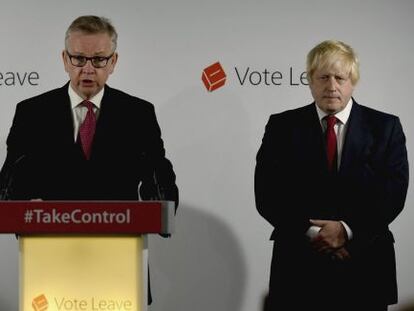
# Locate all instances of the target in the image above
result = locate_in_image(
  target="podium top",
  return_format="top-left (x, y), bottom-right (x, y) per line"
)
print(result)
top-left (0, 201), bottom-right (175, 234)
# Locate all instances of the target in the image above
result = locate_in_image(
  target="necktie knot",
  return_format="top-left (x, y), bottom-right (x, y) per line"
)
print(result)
top-left (326, 115), bottom-right (337, 129)
top-left (82, 100), bottom-right (94, 112)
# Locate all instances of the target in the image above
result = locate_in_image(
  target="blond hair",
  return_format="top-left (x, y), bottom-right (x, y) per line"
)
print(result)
top-left (306, 40), bottom-right (359, 85)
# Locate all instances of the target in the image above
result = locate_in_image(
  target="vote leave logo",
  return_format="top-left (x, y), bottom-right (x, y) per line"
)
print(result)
top-left (201, 60), bottom-right (308, 92)
top-left (32, 294), bottom-right (48, 311)
top-left (202, 62), bottom-right (227, 92)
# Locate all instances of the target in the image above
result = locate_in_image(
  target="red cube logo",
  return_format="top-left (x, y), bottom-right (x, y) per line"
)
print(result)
top-left (202, 62), bottom-right (226, 92)
top-left (32, 294), bottom-right (48, 311)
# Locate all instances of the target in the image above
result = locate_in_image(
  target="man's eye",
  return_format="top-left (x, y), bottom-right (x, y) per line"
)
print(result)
top-left (74, 56), bottom-right (86, 61)
top-left (94, 57), bottom-right (106, 62)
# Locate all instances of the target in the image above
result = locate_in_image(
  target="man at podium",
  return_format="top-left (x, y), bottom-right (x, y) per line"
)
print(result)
top-left (0, 15), bottom-right (178, 307)
top-left (0, 15), bottom-right (178, 206)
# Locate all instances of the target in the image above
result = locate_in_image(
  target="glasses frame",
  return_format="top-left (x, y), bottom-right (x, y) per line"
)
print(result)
top-left (65, 51), bottom-right (115, 68)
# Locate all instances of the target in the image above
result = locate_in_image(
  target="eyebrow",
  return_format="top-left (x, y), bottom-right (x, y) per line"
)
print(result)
top-left (318, 72), bottom-right (348, 77)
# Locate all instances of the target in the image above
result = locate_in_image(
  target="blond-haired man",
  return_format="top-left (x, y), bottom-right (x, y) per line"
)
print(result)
top-left (255, 40), bottom-right (408, 310)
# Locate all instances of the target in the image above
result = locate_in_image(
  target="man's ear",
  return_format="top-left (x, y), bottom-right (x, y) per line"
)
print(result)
top-left (62, 50), bottom-right (69, 73)
top-left (108, 52), bottom-right (118, 75)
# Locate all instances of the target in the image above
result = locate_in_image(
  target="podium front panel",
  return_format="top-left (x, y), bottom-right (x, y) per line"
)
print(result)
top-left (19, 235), bottom-right (147, 311)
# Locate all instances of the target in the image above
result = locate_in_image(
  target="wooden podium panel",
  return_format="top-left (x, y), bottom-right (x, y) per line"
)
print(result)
top-left (20, 235), bottom-right (147, 311)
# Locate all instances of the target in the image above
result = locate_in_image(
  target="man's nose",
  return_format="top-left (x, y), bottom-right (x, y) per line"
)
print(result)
top-left (82, 60), bottom-right (95, 73)
top-left (327, 77), bottom-right (337, 91)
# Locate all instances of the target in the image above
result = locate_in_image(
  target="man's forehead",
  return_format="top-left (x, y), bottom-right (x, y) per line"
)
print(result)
top-left (67, 31), bottom-right (112, 45)
top-left (67, 32), bottom-right (112, 54)
top-left (68, 30), bottom-right (111, 39)
top-left (316, 60), bottom-right (350, 76)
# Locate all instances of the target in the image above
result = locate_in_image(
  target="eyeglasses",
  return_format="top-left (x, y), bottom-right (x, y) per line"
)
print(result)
top-left (66, 51), bottom-right (114, 68)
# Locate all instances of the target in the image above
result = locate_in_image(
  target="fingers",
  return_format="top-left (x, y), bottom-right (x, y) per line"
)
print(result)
top-left (311, 230), bottom-right (344, 250)
top-left (333, 247), bottom-right (351, 261)
top-left (309, 219), bottom-right (328, 227)
top-left (311, 235), bottom-right (336, 254)
top-left (335, 249), bottom-right (345, 260)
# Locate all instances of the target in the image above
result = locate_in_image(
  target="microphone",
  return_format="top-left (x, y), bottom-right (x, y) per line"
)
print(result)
top-left (0, 154), bottom-right (26, 200)
top-left (148, 160), bottom-right (178, 209)
top-left (139, 158), bottom-right (178, 239)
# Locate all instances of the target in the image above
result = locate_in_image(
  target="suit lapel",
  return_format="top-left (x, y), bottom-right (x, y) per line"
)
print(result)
top-left (339, 101), bottom-right (372, 173)
top-left (298, 104), bottom-right (328, 173)
top-left (90, 85), bottom-right (114, 158)
top-left (53, 83), bottom-right (76, 145)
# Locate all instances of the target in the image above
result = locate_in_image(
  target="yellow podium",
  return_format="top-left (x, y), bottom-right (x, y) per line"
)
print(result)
top-left (0, 201), bottom-right (175, 311)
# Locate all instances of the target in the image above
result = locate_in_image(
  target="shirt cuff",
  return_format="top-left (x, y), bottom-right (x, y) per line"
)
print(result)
top-left (305, 222), bottom-right (353, 240)
top-left (340, 220), bottom-right (353, 240)
top-left (306, 225), bottom-right (321, 239)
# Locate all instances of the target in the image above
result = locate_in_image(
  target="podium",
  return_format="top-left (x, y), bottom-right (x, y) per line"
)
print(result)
top-left (0, 201), bottom-right (175, 311)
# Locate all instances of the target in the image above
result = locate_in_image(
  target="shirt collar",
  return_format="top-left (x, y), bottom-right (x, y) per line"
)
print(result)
top-left (68, 84), bottom-right (104, 109)
top-left (315, 98), bottom-right (353, 125)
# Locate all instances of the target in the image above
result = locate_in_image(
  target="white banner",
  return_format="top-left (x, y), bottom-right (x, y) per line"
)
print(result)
top-left (1, 1), bottom-right (413, 310)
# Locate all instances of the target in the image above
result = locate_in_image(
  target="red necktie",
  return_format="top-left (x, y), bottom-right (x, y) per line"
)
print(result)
top-left (325, 115), bottom-right (337, 171)
top-left (79, 100), bottom-right (96, 160)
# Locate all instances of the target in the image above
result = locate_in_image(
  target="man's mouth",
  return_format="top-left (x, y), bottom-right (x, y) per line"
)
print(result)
top-left (81, 79), bottom-right (94, 85)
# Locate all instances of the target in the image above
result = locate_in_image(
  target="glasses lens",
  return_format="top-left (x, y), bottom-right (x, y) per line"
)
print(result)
top-left (91, 57), bottom-right (108, 68)
top-left (70, 55), bottom-right (86, 67)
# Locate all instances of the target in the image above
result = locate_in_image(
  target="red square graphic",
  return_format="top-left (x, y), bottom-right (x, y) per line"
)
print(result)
top-left (202, 62), bottom-right (226, 92)
top-left (32, 294), bottom-right (48, 311)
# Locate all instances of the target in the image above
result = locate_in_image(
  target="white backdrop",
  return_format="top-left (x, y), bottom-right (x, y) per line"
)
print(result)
top-left (0, 1), bottom-right (413, 310)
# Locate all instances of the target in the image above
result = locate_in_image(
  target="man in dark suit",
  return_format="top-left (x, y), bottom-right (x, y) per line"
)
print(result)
top-left (255, 40), bottom-right (408, 311)
top-left (0, 15), bottom-right (178, 203)
top-left (0, 15), bottom-right (178, 305)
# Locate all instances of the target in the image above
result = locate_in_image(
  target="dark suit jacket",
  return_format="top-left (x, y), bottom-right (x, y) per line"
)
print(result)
top-left (0, 83), bottom-right (178, 306)
top-left (255, 100), bottom-right (408, 307)
top-left (0, 82), bottom-right (178, 204)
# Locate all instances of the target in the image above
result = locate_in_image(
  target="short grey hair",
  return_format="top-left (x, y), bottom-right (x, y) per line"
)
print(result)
top-left (65, 15), bottom-right (118, 52)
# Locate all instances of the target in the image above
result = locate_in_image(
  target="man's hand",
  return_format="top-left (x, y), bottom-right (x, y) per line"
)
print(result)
top-left (309, 219), bottom-right (347, 254)
top-left (333, 247), bottom-right (351, 261)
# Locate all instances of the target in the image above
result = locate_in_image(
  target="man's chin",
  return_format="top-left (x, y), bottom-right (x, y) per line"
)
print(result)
top-left (326, 105), bottom-right (344, 114)
top-left (320, 101), bottom-right (345, 114)
top-left (323, 97), bottom-right (341, 104)
top-left (79, 87), bottom-right (99, 100)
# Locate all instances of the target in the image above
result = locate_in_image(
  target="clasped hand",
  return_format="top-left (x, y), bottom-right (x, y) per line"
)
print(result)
top-left (309, 219), bottom-right (350, 261)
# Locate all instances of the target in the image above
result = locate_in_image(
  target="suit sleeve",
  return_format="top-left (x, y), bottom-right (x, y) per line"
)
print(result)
top-left (378, 117), bottom-right (409, 224)
top-left (345, 116), bottom-right (409, 247)
top-left (0, 101), bottom-right (38, 199)
top-left (138, 103), bottom-right (179, 210)
top-left (255, 116), bottom-right (309, 239)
